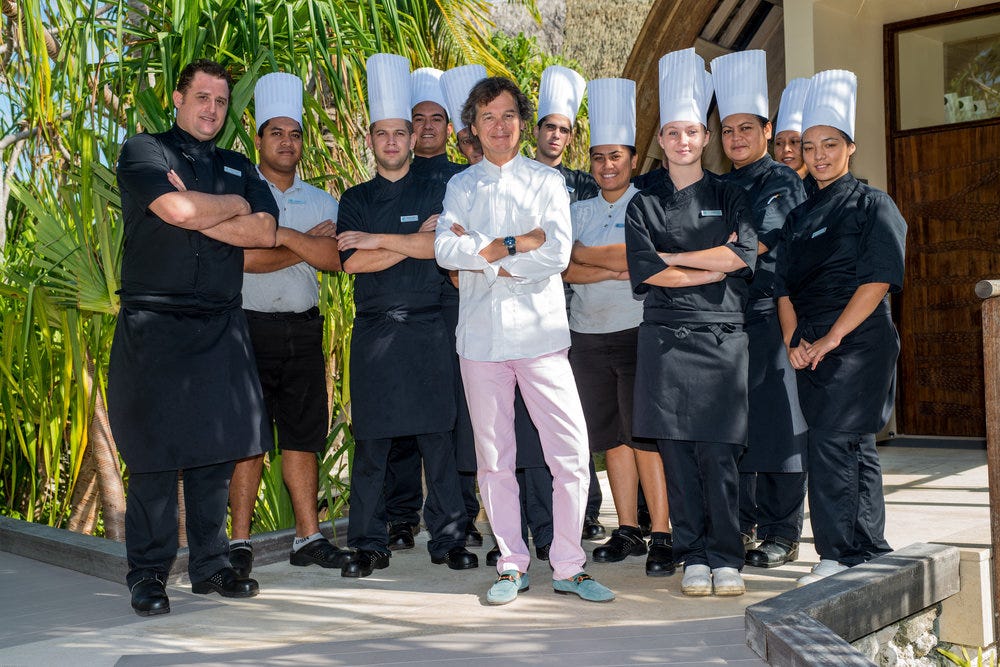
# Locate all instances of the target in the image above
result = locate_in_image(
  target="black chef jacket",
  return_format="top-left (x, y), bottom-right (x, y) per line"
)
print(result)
top-left (775, 172), bottom-right (907, 433)
top-left (338, 171), bottom-right (456, 440)
top-left (108, 124), bottom-right (278, 472)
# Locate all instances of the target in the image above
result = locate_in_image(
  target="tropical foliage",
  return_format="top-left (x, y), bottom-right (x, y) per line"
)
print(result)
top-left (0, 0), bottom-right (541, 537)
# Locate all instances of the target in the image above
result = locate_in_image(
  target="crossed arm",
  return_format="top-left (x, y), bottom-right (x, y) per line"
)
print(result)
top-left (151, 169), bottom-right (276, 248)
top-left (563, 242), bottom-right (628, 284)
top-left (245, 220), bottom-right (342, 273)
top-left (338, 216), bottom-right (438, 274)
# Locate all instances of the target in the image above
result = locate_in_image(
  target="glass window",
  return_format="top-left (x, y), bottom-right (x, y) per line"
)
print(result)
top-left (895, 12), bottom-right (1000, 130)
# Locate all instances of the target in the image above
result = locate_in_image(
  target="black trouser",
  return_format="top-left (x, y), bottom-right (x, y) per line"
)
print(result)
top-left (125, 460), bottom-right (235, 588)
top-left (659, 440), bottom-right (743, 570)
top-left (515, 457), bottom-right (602, 546)
top-left (459, 472), bottom-right (479, 522)
top-left (808, 428), bottom-right (891, 566)
top-left (350, 432), bottom-right (466, 558)
top-left (739, 471), bottom-right (806, 543)
top-left (384, 437), bottom-right (422, 527)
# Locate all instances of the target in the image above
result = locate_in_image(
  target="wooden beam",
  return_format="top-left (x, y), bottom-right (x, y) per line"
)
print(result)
top-left (977, 282), bottom-right (1000, 638)
top-left (622, 0), bottom-right (723, 174)
top-left (719, 0), bottom-right (762, 49)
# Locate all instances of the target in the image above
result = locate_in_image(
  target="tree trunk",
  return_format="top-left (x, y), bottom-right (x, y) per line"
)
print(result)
top-left (66, 444), bottom-right (100, 534)
top-left (83, 357), bottom-right (126, 541)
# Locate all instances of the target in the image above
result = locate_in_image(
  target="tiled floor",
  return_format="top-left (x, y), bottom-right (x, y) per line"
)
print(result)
top-left (0, 444), bottom-right (989, 666)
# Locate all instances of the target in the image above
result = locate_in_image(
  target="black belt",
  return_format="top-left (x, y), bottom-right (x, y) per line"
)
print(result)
top-left (244, 306), bottom-right (320, 321)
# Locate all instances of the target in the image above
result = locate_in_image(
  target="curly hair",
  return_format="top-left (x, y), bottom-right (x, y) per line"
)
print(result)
top-left (460, 77), bottom-right (533, 131)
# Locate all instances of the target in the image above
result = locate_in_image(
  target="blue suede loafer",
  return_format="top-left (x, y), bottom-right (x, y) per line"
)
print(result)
top-left (486, 569), bottom-right (529, 605)
top-left (553, 572), bottom-right (615, 602)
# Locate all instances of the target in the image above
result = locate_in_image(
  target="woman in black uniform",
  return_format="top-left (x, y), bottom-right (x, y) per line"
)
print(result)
top-left (774, 70), bottom-right (906, 586)
top-left (625, 48), bottom-right (757, 597)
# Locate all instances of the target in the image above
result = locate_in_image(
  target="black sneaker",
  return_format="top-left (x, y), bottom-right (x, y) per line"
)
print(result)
top-left (290, 538), bottom-right (355, 568)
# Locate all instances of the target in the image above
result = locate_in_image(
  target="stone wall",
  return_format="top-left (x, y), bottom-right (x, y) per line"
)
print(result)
top-left (852, 605), bottom-right (998, 667)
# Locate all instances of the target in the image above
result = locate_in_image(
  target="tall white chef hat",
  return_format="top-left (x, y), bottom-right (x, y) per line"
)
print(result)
top-left (658, 48), bottom-right (713, 129)
top-left (411, 67), bottom-right (447, 112)
top-left (254, 72), bottom-right (303, 133)
top-left (367, 53), bottom-right (412, 124)
top-left (711, 49), bottom-right (768, 121)
top-left (537, 65), bottom-right (586, 124)
top-left (587, 78), bottom-right (636, 148)
top-left (441, 64), bottom-right (487, 135)
top-left (801, 69), bottom-right (857, 141)
top-left (774, 78), bottom-right (811, 134)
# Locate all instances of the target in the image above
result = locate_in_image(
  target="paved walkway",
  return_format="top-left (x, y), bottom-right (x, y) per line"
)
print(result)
top-left (0, 444), bottom-right (990, 666)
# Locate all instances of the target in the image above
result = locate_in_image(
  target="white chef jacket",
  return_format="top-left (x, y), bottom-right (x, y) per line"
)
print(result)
top-left (435, 154), bottom-right (573, 361)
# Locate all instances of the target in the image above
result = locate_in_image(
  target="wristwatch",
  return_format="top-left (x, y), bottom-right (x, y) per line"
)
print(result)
top-left (503, 235), bottom-right (516, 255)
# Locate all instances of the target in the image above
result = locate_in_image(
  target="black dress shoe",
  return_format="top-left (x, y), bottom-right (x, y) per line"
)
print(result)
top-left (593, 525), bottom-right (647, 563)
top-left (745, 536), bottom-right (799, 568)
top-left (486, 544), bottom-right (500, 566)
top-left (229, 543), bottom-right (253, 579)
top-left (645, 532), bottom-right (675, 576)
top-left (431, 546), bottom-right (479, 570)
top-left (130, 578), bottom-right (170, 616)
top-left (341, 549), bottom-right (391, 578)
top-left (290, 538), bottom-right (355, 568)
top-left (191, 567), bottom-right (259, 598)
top-left (388, 523), bottom-right (415, 551)
top-left (466, 524), bottom-right (484, 547)
top-left (582, 515), bottom-right (606, 540)
top-left (535, 543), bottom-right (550, 561)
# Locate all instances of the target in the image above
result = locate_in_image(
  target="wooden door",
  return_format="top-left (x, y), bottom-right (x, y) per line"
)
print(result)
top-left (890, 121), bottom-right (1000, 436)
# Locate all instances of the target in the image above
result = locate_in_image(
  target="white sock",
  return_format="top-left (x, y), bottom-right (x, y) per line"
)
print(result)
top-left (229, 538), bottom-right (251, 550)
top-left (292, 532), bottom-right (324, 552)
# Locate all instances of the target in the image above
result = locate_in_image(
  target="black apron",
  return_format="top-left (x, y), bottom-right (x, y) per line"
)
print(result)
top-left (625, 172), bottom-right (758, 445)
top-left (349, 295), bottom-right (456, 440)
top-left (775, 173), bottom-right (907, 434)
top-left (742, 300), bottom-right (807, 471)
top-left (108, 306), bottom-right (271, 472)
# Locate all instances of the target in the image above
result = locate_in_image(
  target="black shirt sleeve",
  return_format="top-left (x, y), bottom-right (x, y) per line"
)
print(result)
top-left (723, 184), bottom-right (758, 278)
top-left (757, 171), bottom-right (806, 251)
top-left (336, 186), bottom-right (366, 266)
top-left (625, 195), bottom-right (664, 295)
top-left (856, 189), bottom-right (907, 292)
top-left (116, 134), bottom-right (177, 213)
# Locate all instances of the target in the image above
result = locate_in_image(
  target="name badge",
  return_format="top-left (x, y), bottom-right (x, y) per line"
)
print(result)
top-left (288, 198), bottom-right (306, 205)
top-left (614, 223), bottom-right (625, 228)
top-left (811, 227), bottom-right (828, 238)
top-left (400, 214), bottom-right (419, 223)
top-left (699, 209), bottom-right (723, 217)
top-left (223, 166), bottom-right (242, 176)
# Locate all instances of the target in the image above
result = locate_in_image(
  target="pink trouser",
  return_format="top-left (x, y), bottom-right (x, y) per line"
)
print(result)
top-left (459, 349), bottom-right (590, 580)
